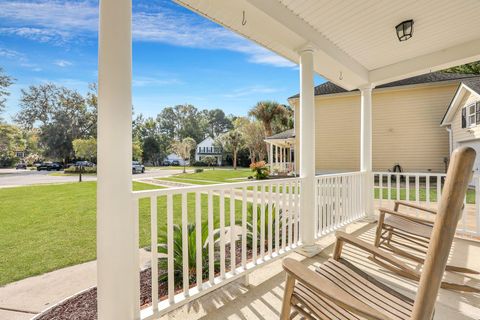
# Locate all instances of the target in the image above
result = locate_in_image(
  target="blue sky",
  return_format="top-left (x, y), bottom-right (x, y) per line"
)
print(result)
top-left (0, 0), bottom-right (325, 122)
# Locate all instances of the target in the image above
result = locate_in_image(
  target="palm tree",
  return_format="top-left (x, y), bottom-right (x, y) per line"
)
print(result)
top-left (248, 101), bottom-right (287, 137)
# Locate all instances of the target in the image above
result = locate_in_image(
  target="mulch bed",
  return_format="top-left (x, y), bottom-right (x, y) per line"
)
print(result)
top-left (35, 242), bottom-right (262, 320)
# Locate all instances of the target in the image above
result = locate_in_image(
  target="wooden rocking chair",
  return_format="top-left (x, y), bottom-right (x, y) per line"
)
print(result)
top-left (281, 146), bottom-right (475, 320)
top-left (373, 202), bottom-right (479, 293)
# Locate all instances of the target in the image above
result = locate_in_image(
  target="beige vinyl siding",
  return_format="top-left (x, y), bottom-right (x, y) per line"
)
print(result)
top-left (293, 83), bottom-right (455, 173)
top-left (451, 92), bottom-right (480, 146)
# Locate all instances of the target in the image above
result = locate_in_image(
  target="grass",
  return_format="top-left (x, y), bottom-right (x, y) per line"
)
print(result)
top-left (374, 187), bottom-right (476, 204)
top-left (157, 168), bottom-right (252, 185)
top-left (0, 181), bottom-right (244, 285)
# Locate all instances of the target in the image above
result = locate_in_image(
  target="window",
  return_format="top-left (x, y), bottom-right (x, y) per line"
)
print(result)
top-left (462, 102), bottom-right (480, 128)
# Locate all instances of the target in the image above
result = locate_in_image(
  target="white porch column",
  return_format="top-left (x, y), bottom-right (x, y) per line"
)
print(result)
top-left (97, 1), bottom-right (137, 319)
top-left (269, 143), bottom-right (273, 166)
top-left (360, 84), bottom-right (375, 221)
top-left (298, 46), bottom-right (320, 256)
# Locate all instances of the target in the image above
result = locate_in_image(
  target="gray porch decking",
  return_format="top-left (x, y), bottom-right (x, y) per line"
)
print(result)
top-left (158, 221), bottom-right (480, 319)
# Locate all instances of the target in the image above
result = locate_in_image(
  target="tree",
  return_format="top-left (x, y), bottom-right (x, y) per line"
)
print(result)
top-left (14, 84), bottom-right (97, 162)
top-left (0, 67), bottom-right (14, 121)
top-left (170, 137), bottom-right (196, 173)
top-left (72, 138), bottom-right (97, 161)
top-left (235, 117), bottom-right (266, 164)
top-left (216, 130), bottom-right (245, 170)
top-left (0, 124), bottom-right (25, 167)
top-left (248, 101), bottom-right (288, 137)
top-left (203, 155), bottom-right (218, 169)
top-left (72, 137), bottom-right (97, 182)
top-left (445, 61), bottom-right (480, 75)
top-left (132, 139), bottom-right (143, 161)
top-left (157, 105), bottom-right (205, 142)
top-left (202, 109), bottom-right (233, 137)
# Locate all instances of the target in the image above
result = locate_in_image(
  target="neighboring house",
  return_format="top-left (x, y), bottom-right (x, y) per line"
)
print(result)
top-left (286, 72), bottom-right (480, 174)
top-left (195, 137), bottom-right (222, 165)
top-left (264, 129), bottom-right (295, 174)
top-left (441, 77), bottom-right (480, 174)
top-left (164, 153), bottom-right (188, 166)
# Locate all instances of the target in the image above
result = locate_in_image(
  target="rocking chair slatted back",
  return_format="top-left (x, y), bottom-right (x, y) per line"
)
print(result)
top-left (411, 146), bottom-right (475, 319)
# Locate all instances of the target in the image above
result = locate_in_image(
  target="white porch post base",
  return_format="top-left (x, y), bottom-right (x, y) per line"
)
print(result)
top-left (296, 244), bottom-right (324, 258)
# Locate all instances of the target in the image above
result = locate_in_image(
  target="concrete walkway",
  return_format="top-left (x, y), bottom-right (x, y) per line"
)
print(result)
top-left (0, 250), bottom-right (151, 320)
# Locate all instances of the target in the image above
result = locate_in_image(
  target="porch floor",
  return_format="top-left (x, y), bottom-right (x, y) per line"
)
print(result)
top-left (159, 221), bottom-right (480, 320)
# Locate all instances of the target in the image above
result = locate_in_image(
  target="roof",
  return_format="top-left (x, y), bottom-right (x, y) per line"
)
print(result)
top-left (265, 129), bottom-right (295, 140)
top-left (440, 77), bottom-right (480, 125)
top-left (289, 72), bottom-right (480, 99)
top-left (462, 77), bottom-right (480, 95)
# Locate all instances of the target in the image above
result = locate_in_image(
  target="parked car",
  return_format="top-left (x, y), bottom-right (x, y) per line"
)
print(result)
top-left (75, 161), bottom-right (96, 167)
top-left (37, 162), bottom-right (63, 171)
top-left (15, 162), bottom-right (27, 170)
top-left (132, 161), bottom-right (145, 174)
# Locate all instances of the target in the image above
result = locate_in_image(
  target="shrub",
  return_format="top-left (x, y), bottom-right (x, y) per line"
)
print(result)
top-left (64, 166), bottom-right (97, 174)
top-left (250, 161), bottom-right (269, 180)
top-left (192, 161), bottom-right (207, 167)
top-left (194, 168), bottom-right (204, 173)
top-left (157, 223), bottom-right (222, 287)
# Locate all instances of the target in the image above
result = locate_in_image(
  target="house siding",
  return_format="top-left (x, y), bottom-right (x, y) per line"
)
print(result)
top-left (293, 83), bottom-right (456, 173)
top-left (451, 92), bottom-right (480, 147)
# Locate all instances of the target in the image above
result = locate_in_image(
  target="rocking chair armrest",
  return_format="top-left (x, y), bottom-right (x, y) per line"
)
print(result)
top-left (378, 207), bottom-right (435, 225)
top-left (334, 231), bottom-right (420, 279)
top-left (394, 200), bottom-right (437, 214)
top-left (282, 258), bottom-right (396, 320)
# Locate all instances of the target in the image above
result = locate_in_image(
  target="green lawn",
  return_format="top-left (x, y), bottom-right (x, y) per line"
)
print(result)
top-left (0, 181), bottom-right (244, 285)
top-left (374, 187), bottom-right (476, 204)
top-left (157, 168), bottom-right (252, 185)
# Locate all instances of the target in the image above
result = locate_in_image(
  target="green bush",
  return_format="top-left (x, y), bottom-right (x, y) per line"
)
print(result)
top-left (64, 166), bottom-right (97, 174)
top-left (193, 161), bottom-right (207, 167)
top-left (194, 168), bottom-right (204, 173)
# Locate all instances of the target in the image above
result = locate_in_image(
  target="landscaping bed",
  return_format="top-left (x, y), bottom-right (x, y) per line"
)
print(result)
top-left (35, 242), bottom-right (257, 320)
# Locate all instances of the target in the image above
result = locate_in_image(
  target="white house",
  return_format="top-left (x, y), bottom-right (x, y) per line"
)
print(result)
top-left (194, 137), bottom-right (222, 165)
top-left (441, 77), bottom-right (480, 173)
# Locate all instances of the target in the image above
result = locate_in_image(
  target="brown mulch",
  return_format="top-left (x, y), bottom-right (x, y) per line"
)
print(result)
top-left (35, 242), bottom-right (264, 320)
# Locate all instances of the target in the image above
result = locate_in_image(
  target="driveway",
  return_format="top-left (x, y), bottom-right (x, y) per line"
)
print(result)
top-left (0, 168), bottom-right (186, 188)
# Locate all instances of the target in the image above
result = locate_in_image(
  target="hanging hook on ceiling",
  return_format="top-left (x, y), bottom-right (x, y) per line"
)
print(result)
top-left (339, 71), bottom-right (344, 80)
top-left (242, 10), bottom-right (247, 26)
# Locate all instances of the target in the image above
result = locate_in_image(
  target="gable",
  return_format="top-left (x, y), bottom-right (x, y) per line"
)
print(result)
top-left (441, 83), bottom-right (480, 126)
top-left (198, 137), bottom-right (215, 147)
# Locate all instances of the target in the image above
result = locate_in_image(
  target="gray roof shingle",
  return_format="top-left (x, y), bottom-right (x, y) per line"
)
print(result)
top-left (463, 77), bottom-right (480, 95)
top-left (289, 72), bottom-right (480, 99)
top-left (266, 128), bottom-right (295, 140)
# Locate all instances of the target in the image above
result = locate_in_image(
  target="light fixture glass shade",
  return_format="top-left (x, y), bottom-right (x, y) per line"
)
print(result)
top-left (395, 20), bottom-right (414, 41)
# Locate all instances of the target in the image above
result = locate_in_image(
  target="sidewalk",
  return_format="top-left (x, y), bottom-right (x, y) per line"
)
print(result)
top-left (0, 250), bottom-right (151, 320)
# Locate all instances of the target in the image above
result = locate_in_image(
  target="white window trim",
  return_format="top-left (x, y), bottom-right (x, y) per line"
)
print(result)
top-left (465, 102), bottom-right (478, 128)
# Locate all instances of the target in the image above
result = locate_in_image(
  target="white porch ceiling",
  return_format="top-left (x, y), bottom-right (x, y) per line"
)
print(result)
top-left (175, 0), bottom-right (480, 90)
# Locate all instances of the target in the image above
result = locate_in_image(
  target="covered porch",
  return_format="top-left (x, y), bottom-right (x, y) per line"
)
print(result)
top-left (265, 129), bottom-right (296, 176)
top-left (96, 1), bottom-right (480, 319)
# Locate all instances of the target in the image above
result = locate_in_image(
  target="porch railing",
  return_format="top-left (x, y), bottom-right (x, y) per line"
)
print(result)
top-left (374, 172), bottom-right (480, 237)
top-left (132, 177), bottom-right (302, 319)
top-left (314, 172), bottom-right (367, 237)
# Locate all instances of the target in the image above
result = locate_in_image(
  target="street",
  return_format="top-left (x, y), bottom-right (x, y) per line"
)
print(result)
top-left (0, 168), bottom-right (185, 188)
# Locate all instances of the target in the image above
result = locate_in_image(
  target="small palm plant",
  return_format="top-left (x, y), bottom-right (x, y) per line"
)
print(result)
top-left (242, 202), bottom-right (285, 252)
top-left (157, 222), bottom-right (221, 288)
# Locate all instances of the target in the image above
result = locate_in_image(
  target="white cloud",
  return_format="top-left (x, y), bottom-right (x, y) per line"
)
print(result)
top-left (0, 0), bottom-right (295, 68)
top-left (54, 60), bottom-right (73, 67)
top-left (223, 85), bottom-right (280, 98)
top-left (0, 48), bottom-right (22, 59)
